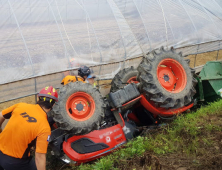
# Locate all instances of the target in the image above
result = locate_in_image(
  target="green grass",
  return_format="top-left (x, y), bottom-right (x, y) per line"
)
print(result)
top-left (68, 99), bottom-right (222, 170)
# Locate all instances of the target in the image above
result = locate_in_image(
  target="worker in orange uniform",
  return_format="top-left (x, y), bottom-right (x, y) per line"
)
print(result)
top-left (61, 65), bottom-right (96, 87)
top-left (0, 86), bottom-right (58, 170)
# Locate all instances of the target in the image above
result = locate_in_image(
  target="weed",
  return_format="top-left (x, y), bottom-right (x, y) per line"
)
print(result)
top-left (70, 99), bottom-right (222, 170)
top-left (185, 137), bottom-right (199, 155)
top-left (205, 124), bottom-right (214, 131)
top-left (117, 136), bottom-right (146, 159)
top-left (202, 138), bottom-right (212, 146)
top-left (91, 156), bottom-right (116, 170)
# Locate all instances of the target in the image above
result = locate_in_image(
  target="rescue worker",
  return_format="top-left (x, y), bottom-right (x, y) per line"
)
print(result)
top-left (61, 65), bottom-right (96, 87)
top-left (0, 86), bottom-right (58, 170)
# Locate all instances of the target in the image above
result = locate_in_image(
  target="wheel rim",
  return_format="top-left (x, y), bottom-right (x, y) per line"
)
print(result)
top-left (157, 58), bottom-right (187, 93)
top-left (127, 76), bottom-right (139, 84)
top-left (66, 92), bottom-right (95, 121)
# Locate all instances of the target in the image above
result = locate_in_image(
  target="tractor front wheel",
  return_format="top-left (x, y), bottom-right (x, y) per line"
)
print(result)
top-left (52, 82), bottom-right (105, 135)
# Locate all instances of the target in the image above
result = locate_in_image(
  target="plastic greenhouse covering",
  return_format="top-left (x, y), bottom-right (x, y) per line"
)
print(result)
top-left (0, 0), bottom-right (222, 103)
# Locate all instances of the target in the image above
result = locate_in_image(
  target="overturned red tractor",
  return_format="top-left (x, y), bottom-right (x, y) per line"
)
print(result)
top-left (49, 46), bottom-right (221, 164)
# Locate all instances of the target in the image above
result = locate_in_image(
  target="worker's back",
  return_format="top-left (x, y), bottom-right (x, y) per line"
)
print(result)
top-left (0, 103), bottom-right (50, 159)
top-left (61, 75), bottom-right (85, 85)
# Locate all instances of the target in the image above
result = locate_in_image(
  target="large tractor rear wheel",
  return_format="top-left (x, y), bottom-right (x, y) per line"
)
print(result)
top-left (137, 46), bottom-right (197, 109)
top-left (110, 66), bottom-right (138, 92)
top-left (52, 82), bottom-right (105, 135)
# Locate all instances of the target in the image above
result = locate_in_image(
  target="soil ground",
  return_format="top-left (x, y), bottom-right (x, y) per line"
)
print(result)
top-left (188, 50), bottom-right (222, 68)
top-left (112, 113), bottom-right (222, 170)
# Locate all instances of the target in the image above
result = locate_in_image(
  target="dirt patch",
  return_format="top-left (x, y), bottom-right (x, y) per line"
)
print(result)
top-left (0, 95), bottom-right (36, 111)
top-left (112, 112), bottom-right (222, 170)
top-left (96, 79), bottom-right (112, 96)
top-left (114, 153), bottom-right (161, 170)
top-left (187, 50), bottom-right (222, 68)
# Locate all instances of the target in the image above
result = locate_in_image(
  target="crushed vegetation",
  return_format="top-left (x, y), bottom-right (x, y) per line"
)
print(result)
top-left (48, 100), bottom-right (222, 170)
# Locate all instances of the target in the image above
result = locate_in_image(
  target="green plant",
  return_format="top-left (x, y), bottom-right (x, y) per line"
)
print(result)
top-left (91, 157), bottom-right (115, 170)
top-left (202, 138), bottom-right (212, 146)
top-left (69, 99), bottom-right (222, 170)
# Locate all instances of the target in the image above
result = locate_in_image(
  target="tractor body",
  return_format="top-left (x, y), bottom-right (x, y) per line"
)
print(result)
top-left (49, 46), bottom-right (222, 165)
top-left (49, 83), bottom-right (195, 165)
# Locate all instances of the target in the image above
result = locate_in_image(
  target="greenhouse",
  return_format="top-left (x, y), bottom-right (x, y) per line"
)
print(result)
top-left (0, 0), bottom-right (222, 102)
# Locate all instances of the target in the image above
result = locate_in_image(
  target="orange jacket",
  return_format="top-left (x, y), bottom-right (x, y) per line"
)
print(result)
top-left (0, 103), bottom-right (51, 158)
top-left (61, 75), bottom-right (85, 85)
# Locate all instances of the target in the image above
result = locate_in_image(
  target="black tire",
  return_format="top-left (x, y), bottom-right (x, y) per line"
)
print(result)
top-left (52, 81), bottom-right (105, 135)
top-left (137, 46), bottom-right (197, 109)
top-left (110, 66), bottom-right (138, 92)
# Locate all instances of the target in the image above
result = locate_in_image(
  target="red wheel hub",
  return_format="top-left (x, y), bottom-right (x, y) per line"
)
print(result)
top-left (157, 58), bottom-right (187, 93)
top-left (127, 76), bottom-right (139, 84)
top-left (66, 92), bottom-right (95, 121)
